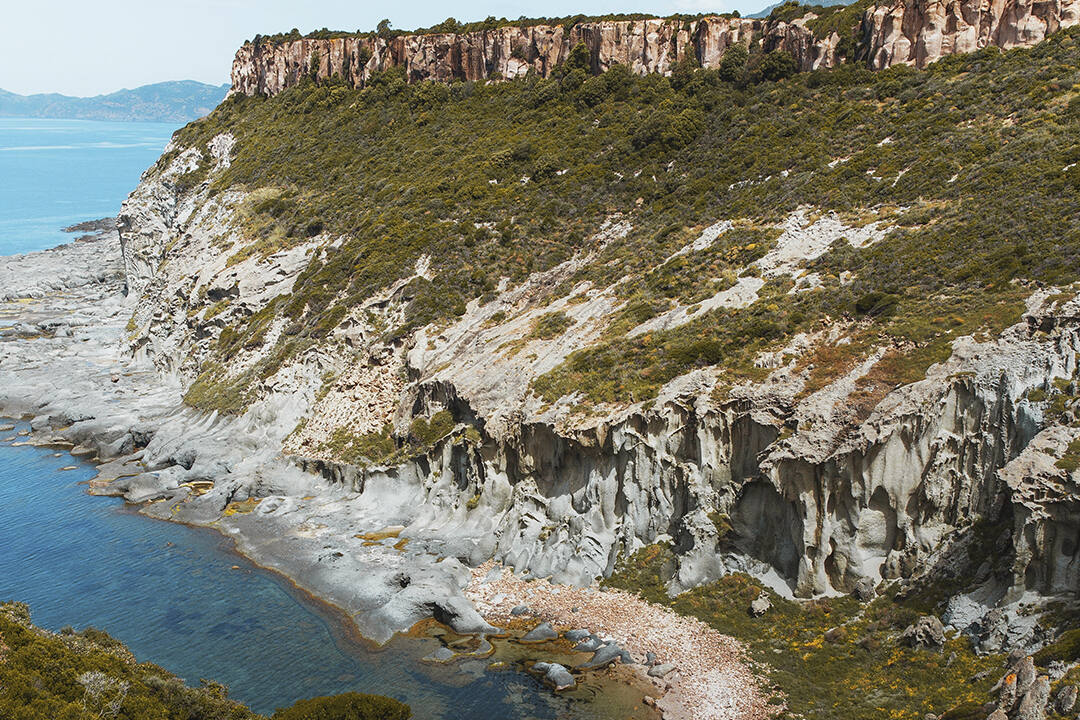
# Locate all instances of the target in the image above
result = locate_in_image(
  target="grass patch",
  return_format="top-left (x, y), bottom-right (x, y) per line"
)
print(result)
top-left (602, 545), bottom-right (1002, 719)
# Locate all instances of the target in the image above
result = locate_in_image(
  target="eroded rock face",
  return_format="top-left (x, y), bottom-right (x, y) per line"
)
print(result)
top-left (230, 17), bottom-right (817, 96)
top-left (230, 2), bottom-right (1080, 98)
top-left (862, 0), bottom-right (1080, 69)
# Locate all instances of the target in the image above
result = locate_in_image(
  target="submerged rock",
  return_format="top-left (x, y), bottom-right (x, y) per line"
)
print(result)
top-left (577, 643), bottom-right (629, 670)
top-left (422, 646), bottom-right (456, 663)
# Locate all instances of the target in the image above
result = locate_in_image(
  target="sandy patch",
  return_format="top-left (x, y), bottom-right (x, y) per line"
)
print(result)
top-left (466, 561), bottom-right (776, 720)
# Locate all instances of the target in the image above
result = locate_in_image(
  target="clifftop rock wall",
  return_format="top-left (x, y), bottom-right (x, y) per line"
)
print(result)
top-left (230, 1), bottom-right (1080, 96)
top-left (230, 16), bottom-right (821, 96)
top-left (862, 0), bottom-right (1080, 69)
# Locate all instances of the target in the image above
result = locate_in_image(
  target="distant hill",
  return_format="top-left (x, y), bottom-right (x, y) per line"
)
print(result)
top-left (748, 0), bottom-right (852, 18)
top-left (0, 80), bottom-right (229, 123)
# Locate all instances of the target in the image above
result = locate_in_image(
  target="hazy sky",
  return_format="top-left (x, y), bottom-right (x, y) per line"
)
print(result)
top-left (0, 0), bottom-right (769, 96)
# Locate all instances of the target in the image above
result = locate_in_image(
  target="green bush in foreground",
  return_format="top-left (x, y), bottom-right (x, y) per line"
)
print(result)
top-left (0, 601), bottom-right (410, 720)
top-left (272, 693), bottom-right (411, 720)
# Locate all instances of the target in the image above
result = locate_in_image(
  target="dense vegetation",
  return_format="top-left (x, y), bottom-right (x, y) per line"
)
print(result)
top-left (253, 11), bottom-right (740, 45)
top-left (173, 26), bottom-right (1080, 415)
top-left (0, 602), bottom-right (409, 720)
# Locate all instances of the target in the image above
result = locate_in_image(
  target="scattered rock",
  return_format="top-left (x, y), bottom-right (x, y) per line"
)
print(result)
top-left (750, 593), bottom-right (771, 617)
top-left (1015, 656), bottom-right (1036, 695)
top-left (510, 605), bottom-right (529, 616)
top-left (564, 629), bottom-right (591, 642)
top-left (542, 663), bottom-right (575, 691)
top-left (900, 616), bottom-right (945, 649)
top-left (574, 635), bottom-right (603, 652)
top-left (422, 646), bottom-right (456, 663)
top-left (648, 663), bottom-right (676, 678)
top-left (645, 651), bottom-right (658, 666)
top-left (1046, 659), bottom-right (1067, 680)
top-left (1015, 675), bottom-right (1049, 720)
top-left (1055, 684), bottom-right (1077, 714)
top-left (577, 643), bottom-right (627, 670)
top-left (521, 622), bottom-right (557, 643)
top-left (997, 670), bottom-right (1018, 710)
top-left (852, 577), bottom-right (877, 602)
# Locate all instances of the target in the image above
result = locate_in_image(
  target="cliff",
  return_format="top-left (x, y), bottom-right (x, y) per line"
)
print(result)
top-left (230, 0), bottom-right (1080, 96)
top-left (4, 17), bottom-right (1075, 719)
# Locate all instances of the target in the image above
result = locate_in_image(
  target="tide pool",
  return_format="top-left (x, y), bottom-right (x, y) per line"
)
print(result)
top-left (0, 118), bottom-right (175, 255)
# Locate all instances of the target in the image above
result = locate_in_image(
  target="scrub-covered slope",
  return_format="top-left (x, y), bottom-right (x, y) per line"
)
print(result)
top-left (109, 14), bottom-right (1080, 719)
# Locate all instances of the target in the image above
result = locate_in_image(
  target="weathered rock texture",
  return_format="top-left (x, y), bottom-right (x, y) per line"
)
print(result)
top-left (863, 0), bottom-right (1080, 69)
top-left (107, 129), bottom-right (1080, 626)
top-left (230, 2), bottom-right (1080, 97)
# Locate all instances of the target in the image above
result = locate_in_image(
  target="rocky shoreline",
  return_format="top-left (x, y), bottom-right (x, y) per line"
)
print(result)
top-left (0, 225), bottom-right (762, 719)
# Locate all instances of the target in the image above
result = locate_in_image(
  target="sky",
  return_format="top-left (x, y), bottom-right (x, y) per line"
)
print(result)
top-left (0, 0), bottom-right (773, 97)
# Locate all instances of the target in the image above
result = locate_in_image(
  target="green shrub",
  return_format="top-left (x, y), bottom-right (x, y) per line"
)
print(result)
top-left (273, 692), bottom-right (411, 720)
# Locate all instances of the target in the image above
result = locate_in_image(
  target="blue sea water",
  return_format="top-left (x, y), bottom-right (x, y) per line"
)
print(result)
top-left (0, 429), bottom-right (643, 718)
top-left (0, 118), bottom-right (175, 255)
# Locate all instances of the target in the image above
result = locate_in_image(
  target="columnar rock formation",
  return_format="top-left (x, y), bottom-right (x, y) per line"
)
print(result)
top-left (862, 0), bottom-right (1080, 69)
top-left (230, 17), bottom-right (818, 96)
top-left (230, 1), bottom-right (1080, 97)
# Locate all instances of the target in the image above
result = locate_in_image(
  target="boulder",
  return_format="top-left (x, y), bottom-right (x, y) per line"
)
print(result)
top-left (1015, 656), bottom-right (1036, 695)
top-left (648, 662), bottom-right (676, 678)
top-left (521, 622), bottom-right (558, 643)
top-left (542, 663), bottom-right (576, 691)
top-left (510, 605), bottom-right (529, 616)
top-left (577, 643), bottom-right (628, 670)
top-left (1015, 675), bottom-right (1049, 720)
top-left (422, 646), bottom-right (456, 663)
top-left (997, 671), bottom-right (1017, 711)
top-left (750, 593), bottom-right (771, 617)
top-left (900, 616), bottom-right (945, 650)
top-left (565, 629), bottom-right (591, 642)
top-left (852, 577), bottom-right (877, 602)
top-left (1055, 684), bottom-right (1077, 714)
top-left (645, 651), bottom-right (658, 666)
top-left (574, 635), bottom-right (603, 652)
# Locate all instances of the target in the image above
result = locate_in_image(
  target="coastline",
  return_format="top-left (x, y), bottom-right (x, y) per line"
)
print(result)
top-left (0, 229), bottom-right (768, 719)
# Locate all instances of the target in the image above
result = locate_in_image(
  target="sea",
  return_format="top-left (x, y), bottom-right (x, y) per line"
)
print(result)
top-left (0, 117), bottom-right (175, 255)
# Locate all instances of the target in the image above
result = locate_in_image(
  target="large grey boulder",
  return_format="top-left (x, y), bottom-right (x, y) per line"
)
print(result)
top-left (577, 643), bottom-right (629, 670)
top-left (542, 663), bottom-right (576, 691)
top-left (900, 616), bottom-right (945, 649)
top-left (521, 622), bottom-right (558, 643)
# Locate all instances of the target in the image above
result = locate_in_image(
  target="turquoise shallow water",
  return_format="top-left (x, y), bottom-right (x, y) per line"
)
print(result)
top-left (0, 118), bottom-right (175, 254)
top-left (0, 425), bottom-right (627, 718)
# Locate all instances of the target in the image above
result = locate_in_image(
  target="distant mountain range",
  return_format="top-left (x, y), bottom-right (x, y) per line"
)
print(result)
top-left (0, 81), bottom-right (229, 123)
